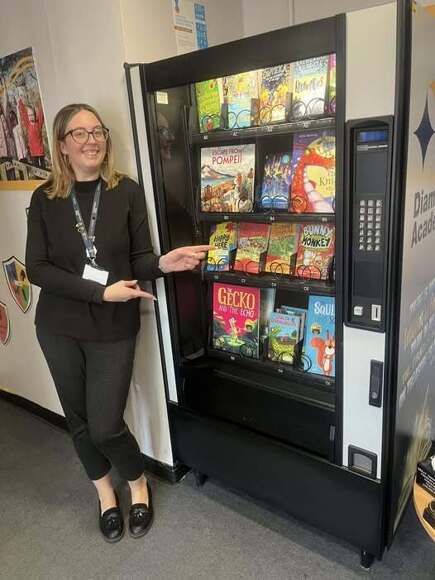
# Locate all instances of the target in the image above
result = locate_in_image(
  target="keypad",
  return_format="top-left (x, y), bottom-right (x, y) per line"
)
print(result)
top-left (358, 198), bottom-right (383, 252)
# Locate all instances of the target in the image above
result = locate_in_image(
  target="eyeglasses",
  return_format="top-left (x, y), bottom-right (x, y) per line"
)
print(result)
top-left (63, 126), bottom-right (109, 144)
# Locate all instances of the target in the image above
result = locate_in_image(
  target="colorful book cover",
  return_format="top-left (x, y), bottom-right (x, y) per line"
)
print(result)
top-left (234, 222), bottom-right (270, 274)
top-left (223, 71), bottom-right (259, 128)
top-left (268, 311), bottom-right (300, 365)
top-left (195, 78), bottom-right (223, 133)
top-left (213, 283), bottom-right (260, 358)
top-left (264, 223), bottom-right (300, 275)
top-left (295, 224), bottom-right (335, 280)
top-left (280, 306), bottom-right (307, 342)
top-left (260, 151), bottom-right (292, 210)
top-left (207, 222), bottom-right (238, 271)
top-left (304, 296), bottom-right (335, 377)
top-left (290, 129), bottom-right (335, 213)
top-left (291, 56), bottom-right (329, 118)
top-left (259, 64), bottom-right (291, 124)
top-left (200, 144), bottom-right (255, 213)
top-left (327, 54), bottom-right (336, 114)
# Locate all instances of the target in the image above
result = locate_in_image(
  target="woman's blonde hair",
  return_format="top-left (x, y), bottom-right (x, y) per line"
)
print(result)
top-left (45, 103), bottom-right (124, 199)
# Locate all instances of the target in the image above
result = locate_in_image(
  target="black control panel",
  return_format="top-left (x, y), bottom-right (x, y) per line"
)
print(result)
top-left (345, 118), bottom-right (393, 331)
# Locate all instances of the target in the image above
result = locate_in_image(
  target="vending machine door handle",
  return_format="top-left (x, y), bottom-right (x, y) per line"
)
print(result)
top-left (368, 359), bottom-right (383, 407)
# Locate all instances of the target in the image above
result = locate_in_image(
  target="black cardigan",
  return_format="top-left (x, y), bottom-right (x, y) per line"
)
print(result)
top-left (26, 176), bottom-right (162, 341)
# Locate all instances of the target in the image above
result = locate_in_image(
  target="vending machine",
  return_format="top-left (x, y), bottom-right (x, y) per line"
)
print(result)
top-left (125, 0), bottom-right (435, 567)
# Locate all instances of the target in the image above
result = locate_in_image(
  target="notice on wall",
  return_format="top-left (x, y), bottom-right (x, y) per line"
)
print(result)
top-left (172, 0), bottom-right (208, 55)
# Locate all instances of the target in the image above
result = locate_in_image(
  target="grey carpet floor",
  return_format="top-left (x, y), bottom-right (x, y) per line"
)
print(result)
top-left (0, 398), bottom-right (434, 580)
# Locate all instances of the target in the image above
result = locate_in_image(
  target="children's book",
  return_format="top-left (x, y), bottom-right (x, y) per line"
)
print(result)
top-left (264, 223), bottom-right (300, 275)
top-left (268, 311), bottom-right (301, 365)
top-left (212, 283), bottom-right (261, 358)
top-left (291, 56), bottom-right (329, 118)
top-left (327, 54), bottom-right (336, 114)
top-left (260, 151), bottom-right (292, 210)
top-left (295, 224), bottom-right (335, 280)
top-left (200, 144), bottom-right (255, 213)
top-left (304, 295), bottom-right (335, 377)
top-left (234, 222), bottom-right (270, 274)
top-left (195, 78), bottom-right (223, 133)
top-left (280, 306), bottom-right (307, 342)
top-left (259, 64), bottom-right (291, 124)
top-left (223, 71), bottom-right (259, 128)
top-left (207, 222), bottom-right (238, 271)
top-left (290, 129), bottom-right (335, 213)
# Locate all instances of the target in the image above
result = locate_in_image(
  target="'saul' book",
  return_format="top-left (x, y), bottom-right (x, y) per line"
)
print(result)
top-left (295, 223), bottom-right (335, 280)
top-left (304, 295), bottom-right (335, 377)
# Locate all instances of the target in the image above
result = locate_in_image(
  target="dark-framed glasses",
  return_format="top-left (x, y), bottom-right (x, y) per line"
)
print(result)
top-left (64, 126), bottom-right (109, 144)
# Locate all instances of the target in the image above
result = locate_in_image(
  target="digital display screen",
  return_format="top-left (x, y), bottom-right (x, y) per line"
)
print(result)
top-left (357, 130), bottom-right (389, 143)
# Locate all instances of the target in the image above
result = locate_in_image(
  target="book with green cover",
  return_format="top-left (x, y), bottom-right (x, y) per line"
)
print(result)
top-left (264, 223), bottom-right (300, 275)
top-left (195, 78), bottom-right (223, 133)
top-left (234, 222), bottom-right (270, 274)
top-left (223, 71), bottom-right (259, 128)
top-left (268, 311), bottom-right (301, 365)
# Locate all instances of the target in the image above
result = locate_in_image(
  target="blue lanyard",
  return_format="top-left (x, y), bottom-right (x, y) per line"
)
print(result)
top-left (70, 181), bottom-right (102, 267)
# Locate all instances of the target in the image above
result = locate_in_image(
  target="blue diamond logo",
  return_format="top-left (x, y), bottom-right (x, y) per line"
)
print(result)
top-left (414, 94), bottom-right (435, 166)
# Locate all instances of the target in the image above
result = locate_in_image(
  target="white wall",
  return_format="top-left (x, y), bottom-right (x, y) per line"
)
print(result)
top-left (242, 0), bottom-right (291, 37)
top-left (293, 0), bottom-right (393, 24)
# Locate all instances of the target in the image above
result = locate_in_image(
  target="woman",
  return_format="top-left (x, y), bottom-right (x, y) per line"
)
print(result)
top-left (26, 103), bottom-right (209, 543)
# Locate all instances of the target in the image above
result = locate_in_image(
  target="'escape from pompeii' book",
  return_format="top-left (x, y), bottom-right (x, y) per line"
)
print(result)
top-left (290, 129), bottom-right (335, 213)
top-left (295, 223), bottom-right (335, 280)
top-left (195, 78), bottom-right (223, 133)
top-left (304, 295), bottom-right (335, 377)
top-left (265, 223), bottom-right (300, 275)
top-left (291, 56), bottom-right (329, 118)
top-left (260, 150), bottom-right (292, 210)
top-left (234, 222), bottom-right (270, 274)
top-left (259, 64), bottom-right (291, 124)
top-left (268, 310), bottom-right (301, 365)
top-left (200, 144), bottom-right (255, 213)
top-left (212, 283), bottom-right (275, 359)
top-left (223, 71), bottom-right (259, 128)
top-left (207, 222), bottom-right (238, 271)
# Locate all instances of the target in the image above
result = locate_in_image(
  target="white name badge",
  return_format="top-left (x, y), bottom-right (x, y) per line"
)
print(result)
top-left (82, 263), bottom-right (109, 286)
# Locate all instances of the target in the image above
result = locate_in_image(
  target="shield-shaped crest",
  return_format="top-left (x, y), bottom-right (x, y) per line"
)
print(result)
top-left (0, 301), bottom-right (10, 345)
top-left (2, 256), bottom-right (32, 313)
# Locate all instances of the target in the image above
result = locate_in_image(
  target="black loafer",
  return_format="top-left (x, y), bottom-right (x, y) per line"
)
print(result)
top-left (129, 481), bottom-right (153, 538)
top-left (99, 492), bottom-right (124, 543)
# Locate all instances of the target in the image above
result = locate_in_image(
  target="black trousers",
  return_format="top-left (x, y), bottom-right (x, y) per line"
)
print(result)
top-left (36, 327), bottom-right (144, 481)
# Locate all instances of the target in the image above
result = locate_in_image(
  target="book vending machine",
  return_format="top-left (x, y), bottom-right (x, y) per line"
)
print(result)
top-left (125, 0), bottom-right (435, 567)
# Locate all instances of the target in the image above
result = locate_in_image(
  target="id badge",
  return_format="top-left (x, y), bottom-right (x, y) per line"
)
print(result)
top-left (82, 263), bottom-right (109, 286)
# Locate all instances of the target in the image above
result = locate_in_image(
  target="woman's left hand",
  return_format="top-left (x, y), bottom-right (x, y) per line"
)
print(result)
top-left (158, 245), bottom-right (210, 273)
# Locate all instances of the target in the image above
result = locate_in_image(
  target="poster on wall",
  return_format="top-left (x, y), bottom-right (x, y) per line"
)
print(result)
top-left (2, 256), bottom-right (32, 313)
top-left (0, 301), bottom-right (10, 345)
top-left (172, 0), bottom-right (208, 55)
top-left (0, 47), bottom-right (51, 185)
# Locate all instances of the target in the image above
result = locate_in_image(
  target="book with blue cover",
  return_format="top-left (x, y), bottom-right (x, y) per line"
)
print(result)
top-left (304, 295), bottom-right (335, 377)
top-left (260, 151), bottom-right (292, 210)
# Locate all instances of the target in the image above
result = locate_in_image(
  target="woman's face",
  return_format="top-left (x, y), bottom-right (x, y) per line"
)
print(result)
top-left (60, 109), bottom-right (107, 180)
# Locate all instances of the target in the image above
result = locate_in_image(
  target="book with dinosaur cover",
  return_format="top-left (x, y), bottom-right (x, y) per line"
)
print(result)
top-left (290, 129), bottom-right (335, 213)
top-left (207, 222), bottom-right (238, 271)
top-left (260, 151), bottom-right (292, 210)
top-left (259, 64), bottom-right (291, 124)
top-left (200, 144), bottom-right (256, 213)
top-left (304, 295), bottom-right (335, 377)
top-left (295, 223), bottom-right (335, 280)
top-left (234, 222), bottom-right (270, 274)
top-left (291, 56), bottom-right (329, 118)
top-left (264, 223), bottom-right (300, 275)
top-left (223, 71), bottom-right (259, 128)
top-left (195, 78), bottom-right (223, 133)
top-left (268, 311), bottom-right (301, 365)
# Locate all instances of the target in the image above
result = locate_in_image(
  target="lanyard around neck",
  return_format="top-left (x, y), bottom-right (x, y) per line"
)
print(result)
top-left (70, 180), bottom-right (102, 267)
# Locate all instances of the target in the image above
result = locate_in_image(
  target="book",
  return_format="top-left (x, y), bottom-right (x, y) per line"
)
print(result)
top-left (212, 283), bottom-right (261, 358)
top-left (207, 222), bottom-right (238, 271)
top-left (280, 306), bottom-right (307, 342)
top-left (260, 151), bottom-right (292, 210)
top-left (264, 223), bottom-right (300, 275)
top-left (268, 311), bottom-right (301, 365)
top-left (327, 54), bottom-right (336, 114)
top-left (295, 223), bottom-right (335, 280)
top-left (259, 288), bottom-right (276, 348)
top-left (304, 295), bottom-right (335, 377)
top-left (290, 129), bottom-right (335, 213)
top-left (195, 78), bottom-right (223, 133)
top-left (234, 222), bottom-right (270, 274)
top-left (223, 71), bottom-right (259, 128)
top-left (259, 64), bottom-right (291, 125)
top-left (200, 144), bottom-right (256, 213)
top-left (291, 56), bottom-right (329, 118)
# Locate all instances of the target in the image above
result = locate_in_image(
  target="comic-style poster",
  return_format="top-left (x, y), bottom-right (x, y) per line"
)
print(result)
top-left (0, 47), bottom-right (51, 184)
top-left (2, 256), bottom-right (32, 313)
top-left (0, 301), bottom-right (10, 345)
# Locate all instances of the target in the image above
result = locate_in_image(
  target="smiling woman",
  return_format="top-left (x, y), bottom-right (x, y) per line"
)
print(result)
top-left (25, 103), bottom-right (209, 543)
